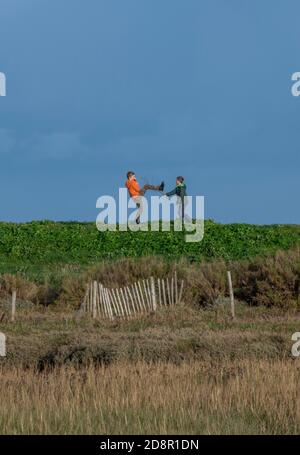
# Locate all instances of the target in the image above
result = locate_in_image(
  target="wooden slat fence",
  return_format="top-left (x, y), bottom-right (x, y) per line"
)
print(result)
top-left (80, 273), bottom-right (184, 319)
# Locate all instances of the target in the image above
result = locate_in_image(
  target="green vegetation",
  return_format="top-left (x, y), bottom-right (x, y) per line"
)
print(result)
top-left (1, 228), bottom-right (300, 308)
top-left (0, 221), bottom-right (300, 276)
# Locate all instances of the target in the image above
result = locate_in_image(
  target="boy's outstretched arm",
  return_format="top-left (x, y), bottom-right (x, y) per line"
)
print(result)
top-left (165, 187), bottom-right (177, 197)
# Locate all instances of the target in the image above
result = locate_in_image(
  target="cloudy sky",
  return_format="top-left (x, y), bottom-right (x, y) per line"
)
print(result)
top-left (0, 0), bottom-right (299, 223)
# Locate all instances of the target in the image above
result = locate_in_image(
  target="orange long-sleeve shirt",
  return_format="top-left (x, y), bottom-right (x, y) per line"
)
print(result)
top-left (125, 178), bottom-right (141, 198)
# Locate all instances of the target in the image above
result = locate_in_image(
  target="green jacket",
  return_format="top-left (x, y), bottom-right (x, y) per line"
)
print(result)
top-left (166, 182), bottom-right (187, 200)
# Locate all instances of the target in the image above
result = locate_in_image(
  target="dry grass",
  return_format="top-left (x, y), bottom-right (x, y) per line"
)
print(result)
top-left (1, 303), bottom-right (299, 369)
top-left (0, 359), bottom-right (299, 435)
top-left (2, 247), bottom-right (300, 309)
top-left (0, 304), bottom-right (299, 434)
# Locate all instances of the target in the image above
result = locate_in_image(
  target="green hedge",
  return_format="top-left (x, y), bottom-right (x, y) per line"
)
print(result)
top-left (0, 220), bottom-right (299, 268)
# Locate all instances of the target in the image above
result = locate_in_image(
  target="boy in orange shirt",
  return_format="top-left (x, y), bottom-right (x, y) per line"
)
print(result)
top-left (125, 171), bottom-right (164, 224)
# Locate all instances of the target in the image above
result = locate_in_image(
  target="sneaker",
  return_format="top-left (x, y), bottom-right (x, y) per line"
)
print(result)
top-left (159, 181), bottom-right (165, 192)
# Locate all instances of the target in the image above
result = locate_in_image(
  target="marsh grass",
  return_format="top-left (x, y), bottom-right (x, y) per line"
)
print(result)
top-left (1, 303), bottom-right (299, 368)
top-left (0, 304), bottom-right (299, 434)
top-left (0, 359), bottom-right (299, 435)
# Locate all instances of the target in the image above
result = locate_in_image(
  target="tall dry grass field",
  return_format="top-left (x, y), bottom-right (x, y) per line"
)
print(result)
top-left (0, 359), bottom-right (299, 434)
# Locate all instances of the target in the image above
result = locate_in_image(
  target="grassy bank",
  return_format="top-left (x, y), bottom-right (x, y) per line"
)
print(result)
top-left (0, 221), bottom-right (300, 276)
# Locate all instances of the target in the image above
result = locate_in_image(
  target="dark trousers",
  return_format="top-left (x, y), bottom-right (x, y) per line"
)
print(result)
top-left (139, 184), bottom-right (160, 196)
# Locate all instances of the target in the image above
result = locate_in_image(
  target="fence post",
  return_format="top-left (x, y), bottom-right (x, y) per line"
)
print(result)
top-left (11, 290), bottom-right (17, 322)
top-left (162, 279), bottom-right (167, 306)
top-left (112, 288), bottom-right (124, 318)
top-left (135, 282), bottom-right (145, 313)
top-left (138, 282), bottom-right (147, 312)
top-left (88, 282), bottom-right (92, 313)
top-left (178, 280), bottom-right (184, 304)
top-left (92, 281), bottom-right (97, 319)
top-left (109, 288), bottom-right (119, 318)
top-left (82, 285), bottom-right (89, 312)
top-left (227, 271), bottom-right (235, 319)
top-left (150, 277), bottom-right (157, 311)
top-left (104, 288), bottom-right (114, 320)
top-left (0, 332), bottom-right (6, 357)
top-left (167, 278), bottom-right (171, 306)
top-left (98, 283), bottom-right (104, 317)
top-left (157, 278), bottom-right (162, 306)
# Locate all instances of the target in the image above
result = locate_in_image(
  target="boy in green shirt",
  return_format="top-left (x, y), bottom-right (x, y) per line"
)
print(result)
top-left (165, 176), bottom-right (188, 221)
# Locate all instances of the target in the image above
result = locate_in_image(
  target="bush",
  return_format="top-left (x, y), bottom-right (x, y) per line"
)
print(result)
top-left (57, 248), bottom-right (300, 309)
top-left (233, 249), bottom-right (300, 308)
top-left (0, 273), bottom-right (39, 302)
top-left (0, 221), bottom-right (299, 269)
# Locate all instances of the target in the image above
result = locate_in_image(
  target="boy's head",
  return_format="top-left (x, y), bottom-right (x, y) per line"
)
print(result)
top-left (176, 176), bottom-right (184, 185)
top-left (126, 171), bottom-right (136, 180)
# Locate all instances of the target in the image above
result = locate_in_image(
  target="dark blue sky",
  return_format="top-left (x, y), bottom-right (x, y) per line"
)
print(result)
top-left (0, 0), bottom-right (299, 223)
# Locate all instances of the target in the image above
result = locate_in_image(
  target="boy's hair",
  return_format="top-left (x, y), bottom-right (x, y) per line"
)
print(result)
top-left (176, 176), bottom-right (184, 183)
top-left (126, 171), bottom-right (135, 179)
